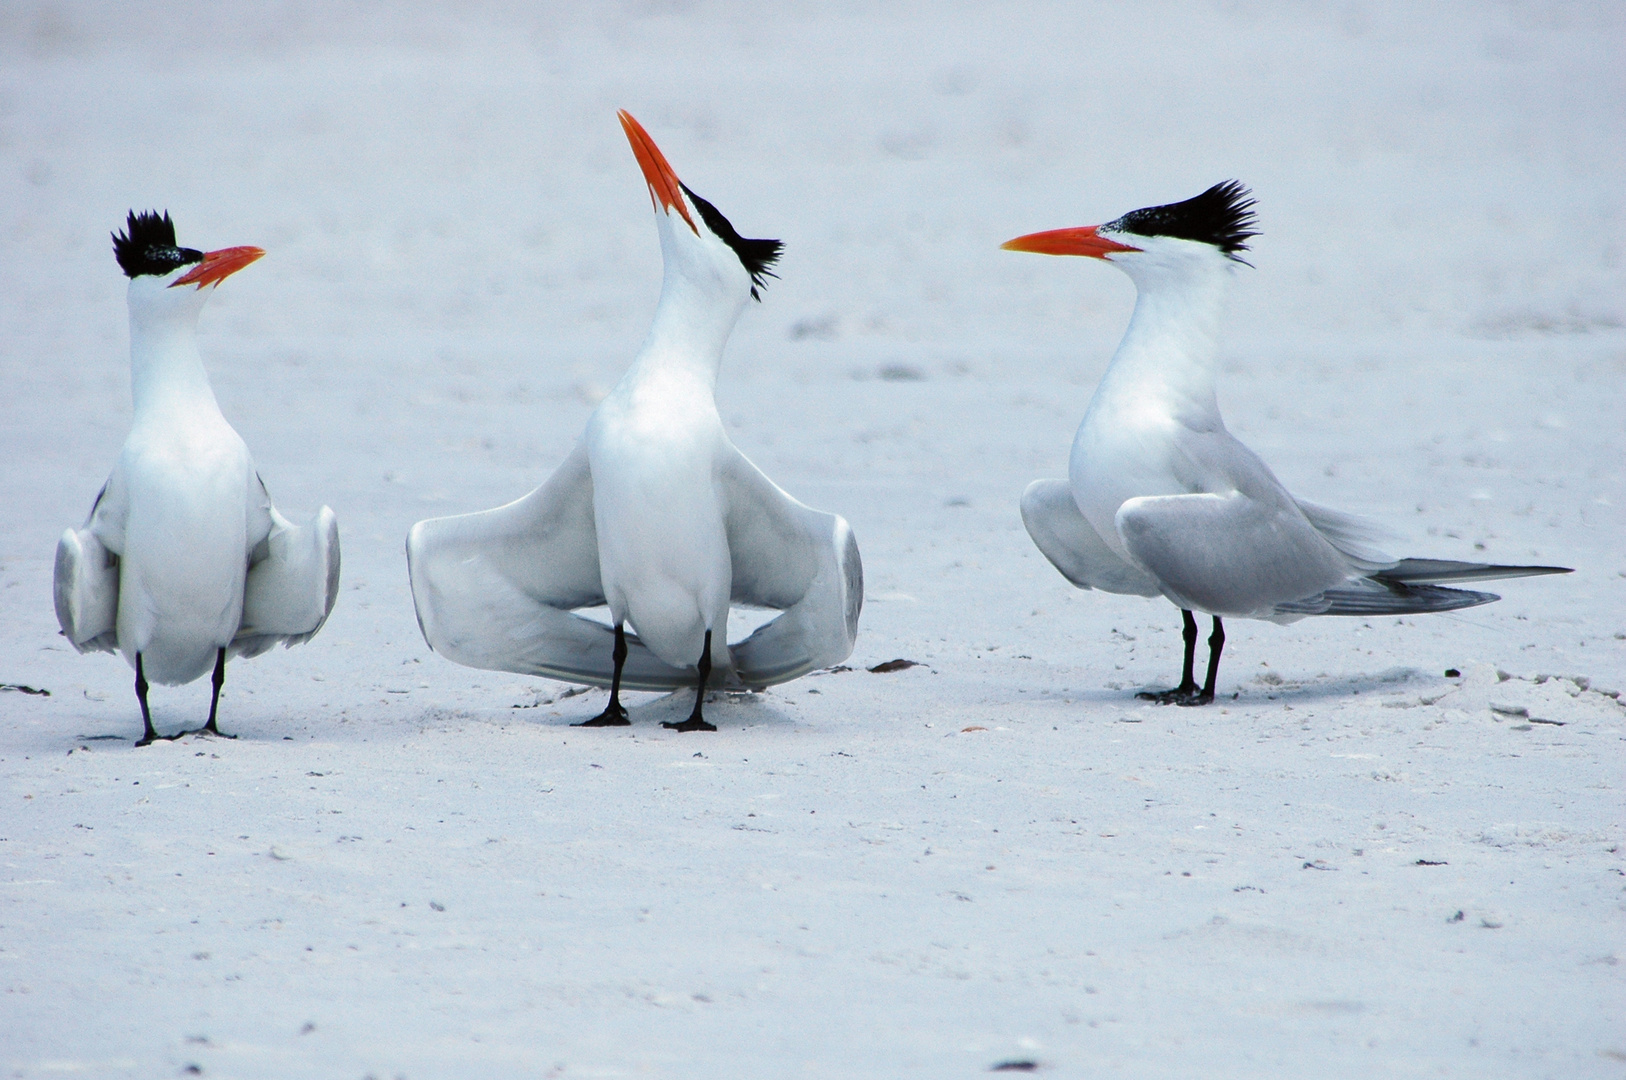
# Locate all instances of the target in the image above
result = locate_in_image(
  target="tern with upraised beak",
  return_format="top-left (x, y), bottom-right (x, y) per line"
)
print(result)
top-left (408, 112), bottom-right (862, 731)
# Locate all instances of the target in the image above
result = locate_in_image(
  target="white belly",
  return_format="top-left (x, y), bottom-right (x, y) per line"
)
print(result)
top-left (115, 434), bottom-right (254, 685)
top-left (587, 405), bottom-right (732, 671)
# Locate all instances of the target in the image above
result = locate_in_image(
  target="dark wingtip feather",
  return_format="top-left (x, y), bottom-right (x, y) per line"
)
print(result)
top-left (1277, 556), bottom-right (1570, 618)
top-left (1278, 581), bottom-right (1503, 618)
top-left (1373, 559), bottom-right (1573, 585)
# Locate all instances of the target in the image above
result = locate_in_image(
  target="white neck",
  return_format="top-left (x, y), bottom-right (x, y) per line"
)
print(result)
top-left (620, 206), bottom-right (752, 391)
top-left (1092, 242), bottom-right (1235, 423)
top-left (126, 278), bottom-right (222, 422)
top-left (624, 270), bottom-right (746, 390)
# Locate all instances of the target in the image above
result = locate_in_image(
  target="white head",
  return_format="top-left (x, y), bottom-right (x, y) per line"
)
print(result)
top-left (1002, 181), bottom-right (1258, 291)
top-left (619, 111), bottom-right (781, 317)
top-left (114, 210), bottom-right (264, 329)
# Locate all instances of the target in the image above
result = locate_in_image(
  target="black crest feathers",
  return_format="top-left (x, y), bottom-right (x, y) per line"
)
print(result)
top-left (678, 182), bottom-right (782, 300)
top-left (113, 210), bottom-right (203, 279)
top-left (1108, 181), bottom-right (1259, 260)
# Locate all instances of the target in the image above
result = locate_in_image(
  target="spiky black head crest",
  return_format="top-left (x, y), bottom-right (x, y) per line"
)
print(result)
top-left (1106, 181), bottom-right (1258, 261)
top-left (113, 210), bottom-right (203, 279)
top-left (678, 182), bottom-right (782, 300)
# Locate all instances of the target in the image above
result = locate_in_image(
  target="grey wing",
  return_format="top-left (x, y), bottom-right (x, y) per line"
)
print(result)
top-left (54, 525), bottom-right (120, 655)
top-left (1020, 479), bottom-right (1161, 597)
top-left (720, 449), bottom-right (862, 689)
top-left (1370, 558), bottom-right (1571, 585)
top-left (1293, 498), bottom-right (1396, 573)
top-left (1272, 557), bottom-right (1571, 618)
top-left (1274, 579), bottom-right (1502, 617)
top-left (233, 502), bottom-right (341, 659)
top-left (405, 443), bottom-right (698, 691)
top-left (1115, 491), bottom-right (1354, 619)
top-left (1172, 425), bottom-right (1396, 576)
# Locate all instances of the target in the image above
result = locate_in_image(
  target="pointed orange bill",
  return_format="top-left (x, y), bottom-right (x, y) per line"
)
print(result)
top-left (618, 110), bottom-right (698, 236)
top-left (1000, 225), bottom-right (1140, 259)
top-left (170, 245), bottom-right (265, 289)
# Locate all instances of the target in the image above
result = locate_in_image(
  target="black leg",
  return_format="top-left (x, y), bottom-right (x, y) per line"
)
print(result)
top-left (134, 653), bottom-right (158, 747)
top-left (1137, 609), bottom-right (1202, 704)
top-left (663, 630), bottom-right (716, 732)
top-left (1181, 616), bottom-right (1224, 707)
top-left (576, 624), bottom-right (631, 726)
top-left (201, 648), bottom-right (234, 737)
top-left (1179, 609), bottom-right (1199, 689)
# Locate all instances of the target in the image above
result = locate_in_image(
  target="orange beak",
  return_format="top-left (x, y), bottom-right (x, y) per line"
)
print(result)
top-left (1000, 225), bottom-right (1140, 260)
top-left (618, 110), bottom-right (698, 236)
top-left (170, 245), bottom-right (265, 289)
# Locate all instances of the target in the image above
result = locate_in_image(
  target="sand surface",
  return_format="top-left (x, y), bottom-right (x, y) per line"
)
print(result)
top-left (2, 3), bottom-right (1622, 1076)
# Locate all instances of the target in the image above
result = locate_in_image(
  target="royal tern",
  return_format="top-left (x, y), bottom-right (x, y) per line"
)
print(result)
top-left (1003, 182), bottom-right (1569, 704)
top-left (408, 112), bottom-right (861, 731)
top-left (54, 211), bottom-right (340, 745)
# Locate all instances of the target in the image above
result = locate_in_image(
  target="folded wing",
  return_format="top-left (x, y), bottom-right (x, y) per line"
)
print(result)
top-left (1020, 479), bottom-right (1161, 596)
top-left (234, 501), bottom-right (341, 659)
top-left (720, 449), bottom-right (862, 688)
top-left (1116, 490), bottom-right (1352, 618)
top-left (54, 526), bottom-right (120, 654)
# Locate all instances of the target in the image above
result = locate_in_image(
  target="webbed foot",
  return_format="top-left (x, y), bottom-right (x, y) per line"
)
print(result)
top-left (575, 704), bottom-right (631, 727)
top-left (1136, 683), bottom-right (1200, 705)
top-left (661, 716), bottom-right (716, 733)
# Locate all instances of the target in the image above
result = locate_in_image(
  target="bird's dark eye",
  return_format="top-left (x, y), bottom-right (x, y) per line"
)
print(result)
top-left (143, 246), bottom-right (203, 276)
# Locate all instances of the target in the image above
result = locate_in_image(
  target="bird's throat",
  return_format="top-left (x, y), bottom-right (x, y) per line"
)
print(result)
top-left (628, 277), bottom-right (746, 389)
top-left (1094, 275), bottom-right (1228, 421)
top-left (128, 318), bottom-right (221, 422)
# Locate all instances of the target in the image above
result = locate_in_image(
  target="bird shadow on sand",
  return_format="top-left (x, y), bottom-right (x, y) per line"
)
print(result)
top-left (36, 686), bottom-right (808, 751)
top-left (492, 683), bottom-right (803, 733)
top-left (1229, 665), bottom-right (1444, 705)
top-left (38, 727), bottom-right (245, 754)
top-left (601, 687), bottom-right (802, 732)
top-left (1036, 666), bottom-right (1446, 714)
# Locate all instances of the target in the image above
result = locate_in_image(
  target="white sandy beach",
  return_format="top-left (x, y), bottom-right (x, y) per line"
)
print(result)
top-left (1, 3), bottom-right (1622, 1076)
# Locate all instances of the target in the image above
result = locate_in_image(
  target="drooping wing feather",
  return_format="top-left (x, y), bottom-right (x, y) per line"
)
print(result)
top-left (233, 502), bottom-right (341, 659)
top-left (1020, 479), bottom-right (1161, 596)
top-left (405, 443), bottom-right (702, 691)
top-left (54, 526), bottom-right (120, 654)
top-left (719, 449), bottom-right (862, 688)
top-left (1274, 579), bottom-right (1501, 617)
top-left (1116, 491), bottom-right (1352, 617)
